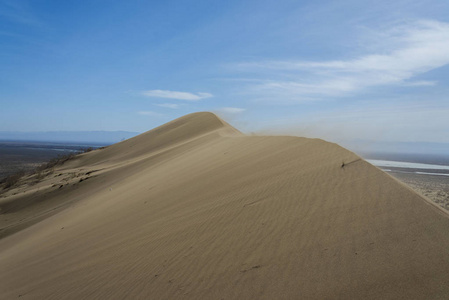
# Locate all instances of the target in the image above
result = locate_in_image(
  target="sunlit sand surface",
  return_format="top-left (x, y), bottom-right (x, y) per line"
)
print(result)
top-left (1, 112), bottom-right (449, 299)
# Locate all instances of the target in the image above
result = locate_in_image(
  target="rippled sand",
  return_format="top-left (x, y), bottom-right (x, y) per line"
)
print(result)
top-left (2, 112), bottom-right (449, 299)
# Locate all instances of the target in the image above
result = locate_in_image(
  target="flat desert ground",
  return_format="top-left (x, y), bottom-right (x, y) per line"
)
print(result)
top-left (1, 112), bottom-right (449, 299)
top-left (388, 171), bottom-right (449, 210)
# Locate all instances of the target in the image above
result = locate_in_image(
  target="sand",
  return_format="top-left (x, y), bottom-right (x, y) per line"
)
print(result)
top-left (1, 112), bottom-right (449, 299)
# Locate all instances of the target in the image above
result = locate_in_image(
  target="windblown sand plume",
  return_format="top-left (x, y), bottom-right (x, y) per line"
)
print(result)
top-left (1, 112), bottom-right (449, 299)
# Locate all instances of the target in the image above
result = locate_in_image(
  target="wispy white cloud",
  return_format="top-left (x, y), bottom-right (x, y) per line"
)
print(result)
top-left (234, 20), bottom-right (449, 102)
top-left (155, 103), bottom-right (180, 109)
top-left (218, 107), bottom-right (246, 114)
top-left (142, 89), bottom-right (213, 101)
top-left (401, 80), bottom-right (437, 87)
top-left (137, 111), bottom-right (164, 116)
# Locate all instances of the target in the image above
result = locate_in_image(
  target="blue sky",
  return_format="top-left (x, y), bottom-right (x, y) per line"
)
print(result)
top-left (1, 0), bottom-right (449, 144)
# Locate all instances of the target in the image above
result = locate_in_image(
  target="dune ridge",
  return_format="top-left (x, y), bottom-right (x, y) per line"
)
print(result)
top-left (1, 112), bottom-right (449, 299)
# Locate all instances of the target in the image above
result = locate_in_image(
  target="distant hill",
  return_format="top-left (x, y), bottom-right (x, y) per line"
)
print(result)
top-left (0, 131), bottom-right (140, 144)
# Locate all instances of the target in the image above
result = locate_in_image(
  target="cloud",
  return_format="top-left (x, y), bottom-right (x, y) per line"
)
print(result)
top-left (137, 111), bottom-right (163, 116)
top-left (217, 107), bottom-right (246, 114)
top-left (142, 89), bottom-right (213, 101)
top-left (155, 103), bottom-right (180, 109)
top-left (401, 80), bottom-right (437, 87)
top-left (234, 20), bottom-right (449, 102)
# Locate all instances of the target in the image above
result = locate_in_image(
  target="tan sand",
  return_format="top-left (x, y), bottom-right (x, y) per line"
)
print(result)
top-left (1, 112), bottom-right (449, 299)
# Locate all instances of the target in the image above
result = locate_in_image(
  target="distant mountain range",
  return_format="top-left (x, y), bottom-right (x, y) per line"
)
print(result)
top-left (0, 131), bottom-right (141, 144)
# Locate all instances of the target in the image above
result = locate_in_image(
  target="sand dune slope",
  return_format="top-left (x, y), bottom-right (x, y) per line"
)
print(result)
top-left (1, 112), bottom-right (449, 299)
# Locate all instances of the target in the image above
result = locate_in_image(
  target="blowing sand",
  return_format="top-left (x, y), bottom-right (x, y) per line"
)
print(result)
top-left (1, 112), bottom-right (449, 299)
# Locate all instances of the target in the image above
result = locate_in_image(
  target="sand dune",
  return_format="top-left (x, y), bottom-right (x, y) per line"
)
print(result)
top-left (1, 112), bottom-right (449, 299)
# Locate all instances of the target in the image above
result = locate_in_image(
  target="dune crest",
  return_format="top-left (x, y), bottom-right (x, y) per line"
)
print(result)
top-left (1, 112), bottom-right (449, 299)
